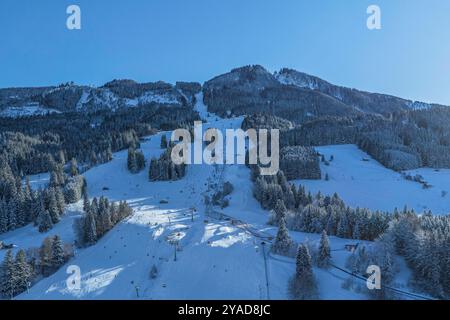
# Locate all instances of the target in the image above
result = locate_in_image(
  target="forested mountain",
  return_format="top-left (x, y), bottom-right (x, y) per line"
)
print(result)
top-left (1, 66), bottom-right (449, 300)
top-left (0, 80), bottom-right (201, 116)
top-left (0, 103), bottom-right (199, 176)
top-left (202, 65), bottom-right (442, 122)
top-left (274, 68), bottom-right (442, 114)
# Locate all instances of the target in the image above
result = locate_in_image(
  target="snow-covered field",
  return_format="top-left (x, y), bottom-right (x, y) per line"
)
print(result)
top-left (1, 95), bottom-right (433, 300)
top-left (294, 144), bottom-right (450, 215)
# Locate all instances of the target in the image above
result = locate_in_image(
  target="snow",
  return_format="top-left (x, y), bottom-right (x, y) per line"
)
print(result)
top-left (275, 73), bottom-right (317, 90)
top-left (76, 90), bottom-right (91, 110)
top-left (0, 105), bottom-right (61, 118)
top-left (124, 93), bottom-right (179, 107)
top-left (27, 173), bottom-right (50, 190)
top-left (0, 98), bottom-right (422, 300)
top-left (293, 144), bottom-right (450, 215)
top-left (0, 204), bottom-right (82, 262)
top-left (407, 101), bottom-right (432, 110)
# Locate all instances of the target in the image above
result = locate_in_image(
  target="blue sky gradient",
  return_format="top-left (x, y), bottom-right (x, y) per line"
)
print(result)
top-left (1, 0), bottom-right (450, 104)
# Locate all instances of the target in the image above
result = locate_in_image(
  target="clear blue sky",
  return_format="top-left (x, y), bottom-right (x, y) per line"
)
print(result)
top-left (1, 0), bottom-right (450, 104)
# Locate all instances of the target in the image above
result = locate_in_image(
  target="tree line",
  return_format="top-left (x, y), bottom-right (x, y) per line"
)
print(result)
top-left (252, 166), bottom-right (450, 299)
top-left (0, 235), bottom-right (73, 299)
top-left (74, 196), bottom-right (133, 247)
top-left (0, 157), bottom-right (85, 235)
top-left (0, 103), bottom-right (199, 177)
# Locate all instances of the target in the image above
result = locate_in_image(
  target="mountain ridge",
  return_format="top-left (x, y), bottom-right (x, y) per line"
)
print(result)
top-left (0, 65), bottom-right (445, 119)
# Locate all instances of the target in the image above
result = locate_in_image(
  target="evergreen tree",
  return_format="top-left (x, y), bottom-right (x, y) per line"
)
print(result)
top-left (70, 158), bottom-right (79, 177)
top-left (0, 250), bottom-right (16, 299)
top-left (48, 189), bottom-right (60, 224)
top-left (31, 191), bottom-right (45, 226)
top-left (37, 210), bottom-right (53, 233)
top-left (289, 244), bottom-right (317, 300)
top-left (84, 211), bottom-right (97, 245)
top-left (160, 134), bottom-right (168, 148)
top-left (127, 147), bottom-right (137, 173)
top-left (337, 213), bottom-right (350, 238)
top-left (50, 235), bottom-right (65, 269)
top-left (14, 249), bottom-right (32, 294)
top-left (318, 230), bottom-right (331, 268)
top-left (0, 202), bottom-right (8, 233)
top-left (271, 217), bottom-right (294, 256)
top-left (7, 200), bottom-right (17, 231)
top-left (54, 186), bottom-right (66, 216)
top-left (273, 199), bottom-right (287, 226)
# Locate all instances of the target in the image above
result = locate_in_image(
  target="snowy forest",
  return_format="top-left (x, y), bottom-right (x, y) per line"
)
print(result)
top-left (252, 164), bottom-right (450, 299)
top-left (0, 65), bottom-right (449, 300)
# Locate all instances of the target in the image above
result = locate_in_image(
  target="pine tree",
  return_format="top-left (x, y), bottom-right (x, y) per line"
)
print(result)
top-left (271, 217), bottom-right (294, 256)
top-left (84, 211), bottom-right (97, 245)
top-left (7, 200), bottom-right (17, 231)
top-left (274, 199), bottom-right (287, 226)
top-left (14, 249), bottom-right (32, 294)
top-left (318, 230), bottom-right (331, 268)
top-left (54, 186), bottom-right (66, 216)
top-left (70, 158), bottom-right (79, 177)
top-left (127, 147), bottom-right (137, 173)
top-left (160, 135), bottom-right (168, 148)
top-left (32, 191), bottom-right (45, 225)
top-left (0, 250), bottom-right (16, 299)
top-left (290, 244), bottom-right (317, 300)
top-left (37, 210), bottom-right (53, 233)
top-left (50, 235), bottom-right (65, 269)
top-left (48, 189), bottom-right (60, 224)
top-left (337, 213), bottom-right (350, 238)
top-left (39, 236), bottom-right (53, 276)
top-left (0, 202), bottom-right (8, 233)
top-left (83, 193), bottom-right (90, 213)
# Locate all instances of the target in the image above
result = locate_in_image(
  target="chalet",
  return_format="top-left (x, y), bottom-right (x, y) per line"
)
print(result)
top-left (344, 243), bottom-right (359, 253)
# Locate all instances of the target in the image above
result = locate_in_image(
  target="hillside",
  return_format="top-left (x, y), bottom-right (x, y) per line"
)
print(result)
top-left (0, 95), bottom-right (430, 300)
top-left (294, 144), bottom-right (450, 214)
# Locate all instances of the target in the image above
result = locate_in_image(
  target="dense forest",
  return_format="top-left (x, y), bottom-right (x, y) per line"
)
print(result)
top-left (0, 103), bottom-right (199, 176)
top-left (0, 157), bottom-right (85, 235)
top-left (252, 165), bottom-right (450, 299)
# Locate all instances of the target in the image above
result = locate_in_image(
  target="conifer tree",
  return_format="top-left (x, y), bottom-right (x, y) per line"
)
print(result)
top-left (32, 192), bottom-right (45, 226)
top-left (48, 189), bottom-right (60, 224)
top-left (14, 249), bottom-right (32, 294)
top-left (37, 210), bottom-right (53, 233)
top-left (50, 235), bottom-right (65, 269)
top-left (271, 217), bottom-right (294, 256)
top-left (274, 199), bottom-right (287, 226)
top-left (55, 186), bottom-right (66, 216)
top-left (0, 250), bottom-right (16, 299)
top-left (160, 134), bottom-right (168, 148)
top-left (84, 211), bottom-right (97, 245)
top-left (127, 147), bottom-right (137, 173)
top-left (70, 158), bottom-right (79, 177)
top-left (318, 230), bottom-right (331, 268)
top-left (289, 244), bottom-right (317, 300)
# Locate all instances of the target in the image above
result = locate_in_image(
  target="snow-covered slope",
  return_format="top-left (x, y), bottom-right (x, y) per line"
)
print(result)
top-left (0, 104), bottom-right (61, 118)
top-left (0, 95), bottom-right (427, 300)
top-left (294, 144), bottom-right (450, 215)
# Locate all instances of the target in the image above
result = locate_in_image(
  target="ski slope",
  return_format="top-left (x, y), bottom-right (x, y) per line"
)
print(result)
top-left (0, 94), bottom-right (423, 300)
top-left (294, 145), bottom-right (450, 215)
